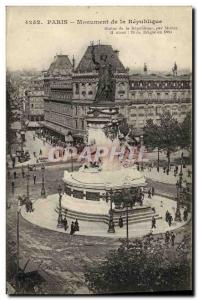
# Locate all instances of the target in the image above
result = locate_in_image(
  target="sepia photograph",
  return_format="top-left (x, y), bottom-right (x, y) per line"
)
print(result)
top-left (6, 6), bottom-right (193, 295)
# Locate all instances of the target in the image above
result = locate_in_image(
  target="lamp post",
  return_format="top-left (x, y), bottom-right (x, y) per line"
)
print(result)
top-left (41, 163), bottom-right (46, 198)
top-left (140, 135), bottom-right (144, 171)
top-left (123, 186), bottom-right (131, 249)
top-left (26, 168), bottom-right (30, 201)
top-left (57, 184), bottom-right (63, 228)
top-left (179, 153), bottom-right (183, 189)
top-left (107, 188), bottom-right (115, 233)
top-left (175, 178), bottom-right (182, 222)
top-left (16, 200), bottom-right (21, 290)
top-left (69, 149), bottom-right (74, 172)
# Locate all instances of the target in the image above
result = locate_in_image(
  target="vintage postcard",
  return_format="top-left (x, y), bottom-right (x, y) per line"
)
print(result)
top-left (6, 6), bottom-right (193, 295)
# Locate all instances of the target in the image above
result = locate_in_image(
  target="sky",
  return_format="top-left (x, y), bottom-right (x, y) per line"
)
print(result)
top-left (6, 6), bottom-right (192, 72)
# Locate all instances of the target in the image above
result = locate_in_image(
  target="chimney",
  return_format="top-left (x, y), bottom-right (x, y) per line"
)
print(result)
top-left (72, 55), bottom-right (75, 70)
top-left (144, 63), bottom-right (148, 74)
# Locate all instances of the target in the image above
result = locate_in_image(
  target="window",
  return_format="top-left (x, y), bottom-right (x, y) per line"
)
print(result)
top-left (31, 104), bottom-right (34, 108)
top-left (81, 120), bottom-right (84, 129)
top-left (88, 90), bottom-right (93, 95)
top-left (173, 93), bottom-right (177, 100)
top-left (82, 91), bottom-right (86, 96)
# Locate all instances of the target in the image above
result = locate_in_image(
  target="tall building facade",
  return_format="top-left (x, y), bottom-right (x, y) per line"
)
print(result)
top-left (25, 77), bottom-right (45, 129)
top-left (43, 44), bottom-right (192, 141)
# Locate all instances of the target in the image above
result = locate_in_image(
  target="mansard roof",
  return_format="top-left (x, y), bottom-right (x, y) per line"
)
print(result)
top-left (75, 45), bottom-right (126, 73)
top-left (47, 55), bottom-right (72, 76)
top-left (129, 73), bottom-right (191, 81)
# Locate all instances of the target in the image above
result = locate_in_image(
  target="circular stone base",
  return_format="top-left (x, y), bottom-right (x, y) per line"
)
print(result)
top-left (20, 194), bottom-right (190, 239)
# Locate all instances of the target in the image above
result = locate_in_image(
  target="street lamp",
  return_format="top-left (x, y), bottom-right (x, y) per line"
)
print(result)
top-left (107, 188), bottom-right (115, 233)
top-left (57, 184), bottom-right (63, 228)
top-left (179, 153), bottom-right (183, 189)
top-left (41, 163), bottom-right (46, 198)
top-left (16, 200), bottom-right (21, 290)
top-left (69, 149), bottom-right (74, 172)
top-left (175, 179), bottom-right (182, 222)
top-left (26, 168), bottom-right (30, 201)
top-left (123, 186), bottom-right (131, 249)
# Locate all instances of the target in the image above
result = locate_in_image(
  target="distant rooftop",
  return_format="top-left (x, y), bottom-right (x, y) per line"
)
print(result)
top-left (75, 44), bottom-right (126, 73)
top-left (129, 73), bottom-right (191, 81)
top-left (47, 55), bottom-right (72, 76)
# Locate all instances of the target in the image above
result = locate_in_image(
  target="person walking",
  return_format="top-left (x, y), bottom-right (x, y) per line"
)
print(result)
top-left (171, 232), bottom-right (176, 246)
top-left (11, 180), bottom-right (15, 193)
top-left (13, 171), bottom-right (17, 180)
top-left (148, 189), bottom-right (152, 199)
top-left (183, 208), bottom-right (188, 222)
top-left (151, 186), bottom-right (155, 196)
top-left (151, 216), bottom-right (156, 229)
top-left (165, 210), bottom-right (170, 223)
top-left (74, 219), bottom-right (79, 232)
top-left (33, 174), bottom-right (36, 185)
top-left (12, 157), bottom-right (15, 169)
top-left (165, 231), bottom-right (170, 244)
top-left (118, 216), bottom-right (123, 228)
top-left (63, 216), bottom-right (68, 232)
top-left (21, 166), bottom-right (25, 178)
top-left (168, 214), bottom-right (173, 227)
top-left (70, 222), bottom-right (75, 235)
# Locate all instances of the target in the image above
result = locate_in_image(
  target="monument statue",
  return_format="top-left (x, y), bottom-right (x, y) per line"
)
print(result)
top-left (91, 45), bottom-right (115, 103)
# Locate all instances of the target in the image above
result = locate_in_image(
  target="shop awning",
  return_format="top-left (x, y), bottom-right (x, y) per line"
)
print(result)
top-left (43, 121), bottom-right (69, 136)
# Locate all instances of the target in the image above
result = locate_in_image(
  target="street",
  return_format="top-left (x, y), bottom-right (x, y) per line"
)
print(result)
top-left (6, 163), bottom-right (192, 294)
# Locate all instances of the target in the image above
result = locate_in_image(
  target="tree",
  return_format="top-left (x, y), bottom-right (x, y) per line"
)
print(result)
top-left (178, 111), bottom-right (192, 150)
top-left (84, 236), bottom-right (191, 294)
top-left (143, 119), bottom-right (161, 171)
top-left (158, 112), bottom-right (181, 170)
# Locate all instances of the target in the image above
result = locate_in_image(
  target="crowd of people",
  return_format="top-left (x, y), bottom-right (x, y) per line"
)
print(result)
top-left (165, 231), bottom-right (176, 246)
top-left (61, 217), bottom-right (80, 235)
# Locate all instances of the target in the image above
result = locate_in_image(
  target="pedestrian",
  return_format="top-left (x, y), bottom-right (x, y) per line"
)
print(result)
top-left (11, 180), bottom-right (15, 192)
top-left (70, 222), bottom-right (75, 235)
top-left (183, 208), bottom-right (188, 222)
top-left (151, 216), bottom-right (156, 229)
top-left (168, 214), bottom-right (173, 227)
top-left (74, 219), bottom-right (79, 232)
top-left (118, 216), bottom-right (123, 228)
top-left (166, 168), bottom-right (169, 175)
top-left (188, 169), bottom-right (191, 178)
top-left (39, 149), bottom-right (42, 156)
top-left (33, 151), bottom-right (36, 157)
top-left (165, 210), bottom-right (170, 223)
top-left (151, 186), bottom-right (155, 196)
top-left (163, 166), bottom-right (166, 173)
top-left (148, 189), bottom-right (152, 199)
top-left (21, 166), bottom-right (25, 178)
top-left (7, 170), bottom-right (10, 179)
top-left (171, 232), bottom-right (176, 246)
top-left (13, 171), bottom-right (17, 179)
top-left (165, 231), bottom-right (170, 244)
top-left (12, 157), bottom-right (15, 169)
top-left (33, 174), bottom-right (36, 184)
top-left (63, 216), bottom-right (68, 231)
